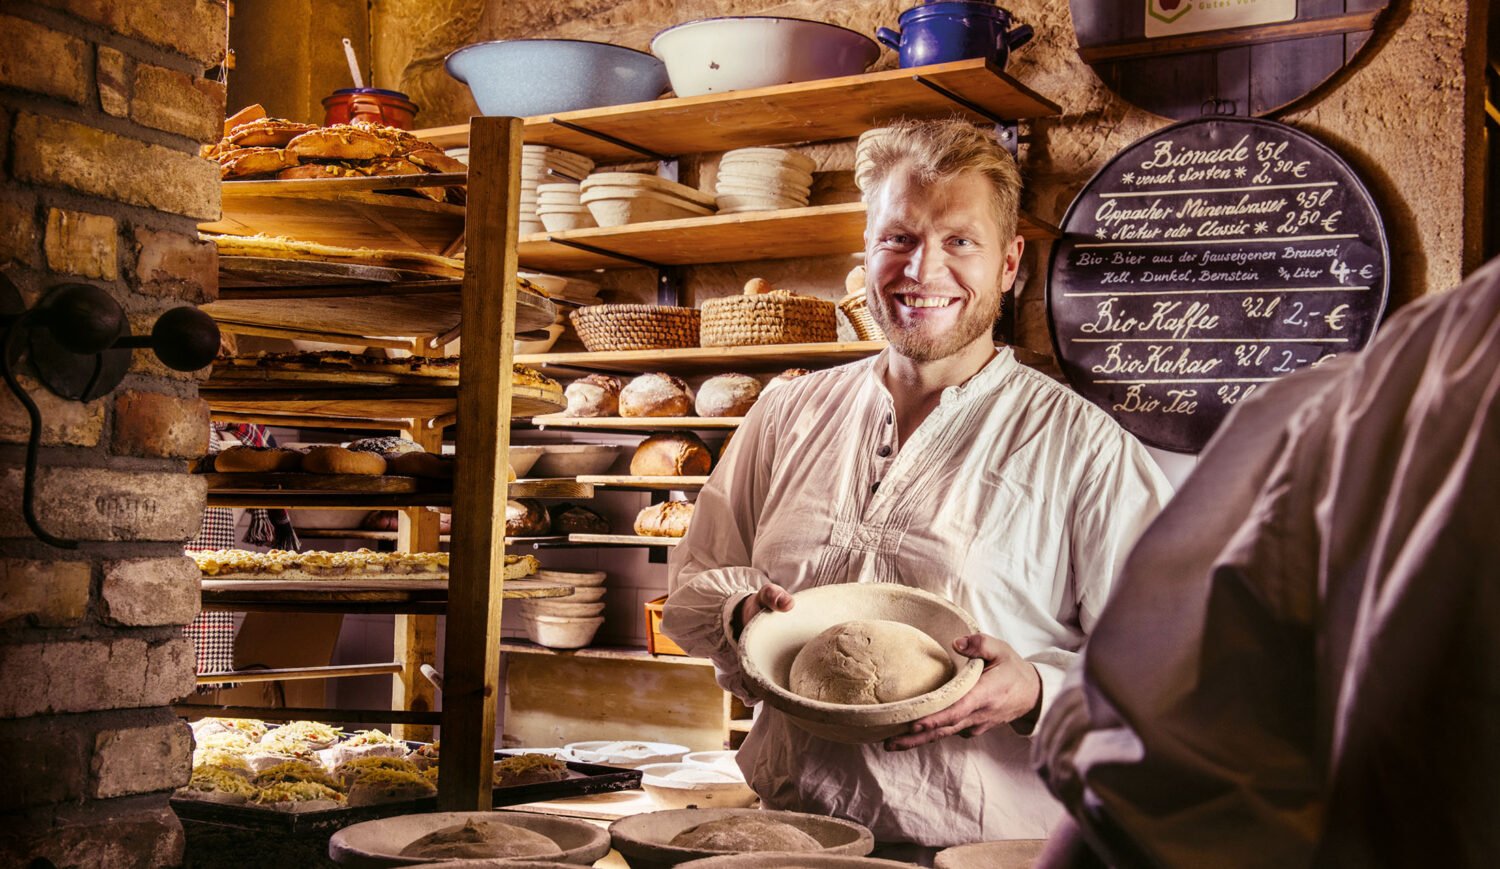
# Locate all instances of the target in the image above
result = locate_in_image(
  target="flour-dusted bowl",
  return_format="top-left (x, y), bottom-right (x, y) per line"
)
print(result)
top-left (678, 856), bottom-right (914, 869)
top-left (682, 750), bottom-right (739, 773)
top-left (610, 808), bottom-right (874, 869)
top-left (534, 569), bottom-right (608, 588)
top-left (329, 810), bottom-right (611, 867)
top-left (934, 840), bottom-right (1048, 869)
top-left (565, 740), bottom-right (690, 768)
top-left (446, 39), bottom-right (668, 117)
top-left (530, 444), bottom-right (622, 476)
top-left (738, 584), bottom-right (984, 744)
top-left (522, 599), bottom-right (607, 618)
top-left (523, 614), bottom-right (604, 649)
top-left (637, 763), bottom-right (757, 810)
top-left (507, 445), bottom-right (546, 478)
top-left (652, 17), bottom-right (879, 97)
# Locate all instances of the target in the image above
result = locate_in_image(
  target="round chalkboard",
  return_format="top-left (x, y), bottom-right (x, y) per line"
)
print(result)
top-left (1070, 0), bottom-right (1392, 120)
top-left (1046, 116), bottom-right (1388, 453)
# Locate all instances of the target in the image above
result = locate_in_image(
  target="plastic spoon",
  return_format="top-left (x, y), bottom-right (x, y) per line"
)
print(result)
top-left (341, 37), bottom-right (364, 89)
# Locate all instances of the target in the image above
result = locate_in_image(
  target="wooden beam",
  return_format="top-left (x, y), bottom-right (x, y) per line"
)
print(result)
top-left (174, 705), bottom-right (442, 725)
top-left (208, 411), bottom-right (407, 431)
top-left (439, 115), bottom-right (522, 812)
top-left (394, 418), bottom-right (445, 742)
top-left (215, 320), bottom-right (420, 350)
top-left (1077, 11), bottom-right (1384, 64)
top-left (196, 662), bottom-right (403, 685)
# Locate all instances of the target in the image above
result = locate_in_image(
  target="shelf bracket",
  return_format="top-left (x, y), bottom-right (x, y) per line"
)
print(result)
top-left (546, 238), bottom-right (664, 270)
top-left (911, 74), bottom-right (1018, 156)
top-left (548, 118), bottom-right (668, 162)
top-left (544, 239), bottom-right (685, 306)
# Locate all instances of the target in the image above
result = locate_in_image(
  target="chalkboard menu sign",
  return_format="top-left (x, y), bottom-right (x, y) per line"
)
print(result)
top-left (1047, 117), bottom-right (1388, 453)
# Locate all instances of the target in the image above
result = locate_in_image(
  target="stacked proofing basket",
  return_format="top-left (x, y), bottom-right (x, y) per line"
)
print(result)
top-left (701, 278), bottom-right (838, 347)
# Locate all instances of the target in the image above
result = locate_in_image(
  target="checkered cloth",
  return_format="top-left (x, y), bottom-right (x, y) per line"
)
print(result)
top-left (184, 506), bottom-right (238, 680)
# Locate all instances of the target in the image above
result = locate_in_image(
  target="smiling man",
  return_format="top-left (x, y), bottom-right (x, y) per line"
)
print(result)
top-left (662, 119), bottom-right (1172, 857)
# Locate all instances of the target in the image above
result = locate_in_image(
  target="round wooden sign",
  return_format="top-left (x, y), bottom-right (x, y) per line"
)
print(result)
top-left (1046, 117), bottom-right (1388, 453)
top-left (1071, 0), bottom-right (1391, 120)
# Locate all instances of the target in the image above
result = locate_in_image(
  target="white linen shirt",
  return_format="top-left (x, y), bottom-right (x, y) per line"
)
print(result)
top-left (662, 347), bottom-right (1173, 847)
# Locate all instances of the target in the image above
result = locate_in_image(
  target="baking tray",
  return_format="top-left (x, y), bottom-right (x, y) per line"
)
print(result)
top-left (171, 750), bottom-right (641, 836)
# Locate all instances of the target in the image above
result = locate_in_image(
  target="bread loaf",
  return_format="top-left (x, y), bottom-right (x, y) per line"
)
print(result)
top-left (630, 432), bottom-right (712, 477)
top-left (385, 452), bottom-right (453, 479)
top-left (620, 373), bottom-right (694, 417)
top-left (762, 367), bottom-right (812, 395)
top-left (695, 373), bottom-right (761, 418)
top-left (505, 499), bottom-right (550, 537)
top-left (215, 446), bottom-right (303, 473)
top-left (634, 500), bottom-right (695, 537)
top-left (551, 504), bottom-right (609, 535)
top-left (302, 446), bottom-right (387, 475)
top-left (564, 374), bottom-right (623, 418)
top-left (347, 436), bottom-right (425, 458)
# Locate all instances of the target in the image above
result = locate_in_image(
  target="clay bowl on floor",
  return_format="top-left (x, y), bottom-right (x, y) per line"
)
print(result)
top-left (611, 809), bottom-right (873, 869)
top-left (329, 811), bottom-right (611, 867)
top-left (677, 855), bottom-right (913, 869)
top-left (738, 584), bottom-right (984, 744)
top-left (637, 763), bottom-right (757, 811)
top-left (934, 840), bottom-right (1048, 869)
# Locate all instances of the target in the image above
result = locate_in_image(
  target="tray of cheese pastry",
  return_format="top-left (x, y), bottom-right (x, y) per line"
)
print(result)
top-left (198, 106), bottom-right (468, 254)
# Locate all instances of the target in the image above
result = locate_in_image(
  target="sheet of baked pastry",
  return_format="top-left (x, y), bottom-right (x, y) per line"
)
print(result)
top-left (191, 549), bottom-right (540, 582)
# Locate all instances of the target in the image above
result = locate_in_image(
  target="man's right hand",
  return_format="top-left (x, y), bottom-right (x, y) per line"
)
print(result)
top-left (733, 583), bottom-right (794, 639)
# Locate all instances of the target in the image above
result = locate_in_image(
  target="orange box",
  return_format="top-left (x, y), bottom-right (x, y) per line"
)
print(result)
top-left (645, 595), bottom-right (688, 656)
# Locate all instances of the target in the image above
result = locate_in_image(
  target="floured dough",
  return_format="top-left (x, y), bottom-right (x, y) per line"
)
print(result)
top-left (399, 820), bottom-right (563, 859)
top-left (669, 816), bottom-right (821, 852)
top-left (789, 619), bottom-right (954, 705)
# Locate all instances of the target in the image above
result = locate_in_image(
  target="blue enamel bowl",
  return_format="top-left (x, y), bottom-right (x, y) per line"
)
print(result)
top-left (445, 39), bottom-right (668, 117)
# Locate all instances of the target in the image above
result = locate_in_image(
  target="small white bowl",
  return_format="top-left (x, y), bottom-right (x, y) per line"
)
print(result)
top-left (638, 762), bottom-right (757, 810)
top-left (564, 740), bottom-right (690, 768)
top-left (524, 614), bottom-right (604, 649)
top-left (539, 210), bottom-right (597, 232)
top-left (535, 569), bottom-right (608, 587)
top-left (530, 444), bottom-right (621, 476)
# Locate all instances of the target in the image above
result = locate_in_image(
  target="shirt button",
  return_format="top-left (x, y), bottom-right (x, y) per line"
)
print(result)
top-left (871, 481), bottom-right (880, 493)
top-left (876, 445), bottom-right (892, 458)
top-left (885, 413), bottom-right (893, 425)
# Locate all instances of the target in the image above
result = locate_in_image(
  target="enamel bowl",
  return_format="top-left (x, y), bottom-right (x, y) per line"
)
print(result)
top-left (652, 17), bottom-right (879, 97)
top-left (446, 39), bottom-right (668, 116)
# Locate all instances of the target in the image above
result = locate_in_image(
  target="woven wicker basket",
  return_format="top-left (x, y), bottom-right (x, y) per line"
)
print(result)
top-left (570, 304), bottom-right (701, 352)
top-left (700, 292), bottom-right (838, 347)
top-left (838, 293), bottom-right (885, 342)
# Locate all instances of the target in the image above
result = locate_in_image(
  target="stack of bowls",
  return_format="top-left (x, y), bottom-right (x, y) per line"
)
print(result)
top-left (522, 145), bottom-right (595, 235)
top-left (536, 181), bottom-right (595, 232)
top-left (520, 569), bottom-right (608, 649)
top-left (715, 147), bottom-right (816, 213)
top-left (580, 172), bottom-right (717, 227)
top-left (854, 127), bottom-right (895, 193)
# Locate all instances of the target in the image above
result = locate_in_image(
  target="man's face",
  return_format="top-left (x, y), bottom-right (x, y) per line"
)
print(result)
top-left (864, 169), bottom-right (1021, 363)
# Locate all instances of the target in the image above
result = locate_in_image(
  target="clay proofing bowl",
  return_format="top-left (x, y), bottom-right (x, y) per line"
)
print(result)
top-left (738, 584), bottom-right (983, 744)
top-left (677, 855), bottom-right (914, 869)
top-left (329, 811), bottom-right (611, 867)
top-left (520, 599), bottom-right (607, 618)
top-left (637, 763), bottom-right (758, 810)
top-left (522, 614), bottom-right (604, 649)
top-left (565, 740), bottom-right (690, 768)
top-left (934, 840), bottom-right (1048, 869)
top-left (403, 863), bottom-right (578, 869)
top-left (533, 569), bottom-right (608, 588)
top-left (610, 808), bottom-right (874, 869)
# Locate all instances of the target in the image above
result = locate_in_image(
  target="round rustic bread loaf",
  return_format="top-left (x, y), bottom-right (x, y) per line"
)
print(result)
top-left (620, 373), bottom-right (694, 417)
top-left (347, 436), bottom-right (425, 457)
top-left (551, 503), bottom-right (609, 534)
top-left (695, 373), bottom-right (761, 418)
top-left (215, 446), bottom-right (303, 473)
top-left (630, 432), bottom-right (712, 477)
top-left (762, 367), bottom-right (812, 396)
top-left (669, 816), bottom-right (821, 852)
top-left (506, 499), bottom-right (551, 537)
top-left (564, 374), bottom-right (623, 417)
top-left (385, 452), bottom-right (453, 479)
top-left (301, 445), bottom-right (387, 475)
top-left (789, 619), bottom-right (954, 706)
top-left (634, 500), bottom-right (695, 537)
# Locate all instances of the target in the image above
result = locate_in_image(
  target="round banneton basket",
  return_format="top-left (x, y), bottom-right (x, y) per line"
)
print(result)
top-left (837, 293), bottom-right (884, 342)
top-left (610, 808), bottom-right (874, 869)
top-left (700, 292), bottom-right (837, 347)
top-left (571, 304), bottom-right (701, 352)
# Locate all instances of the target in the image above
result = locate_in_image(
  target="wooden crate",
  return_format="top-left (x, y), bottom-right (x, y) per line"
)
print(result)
top-left (645, 595), bottom-right (688, 657)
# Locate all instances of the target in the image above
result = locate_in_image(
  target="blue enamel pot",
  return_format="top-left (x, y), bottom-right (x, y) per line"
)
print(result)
top-left (876, 2), bottom-right (1034, 69)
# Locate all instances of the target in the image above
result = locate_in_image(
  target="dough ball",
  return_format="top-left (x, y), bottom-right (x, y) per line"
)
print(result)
top-left (669, 816), bottom-right (822, 852)
top-left (400, 819), bottom-right (563, 859)
top-left (789, 619), bottom-right (954, 706)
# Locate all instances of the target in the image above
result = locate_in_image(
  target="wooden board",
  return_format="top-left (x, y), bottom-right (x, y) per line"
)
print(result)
top-left (500, 640), bottom-right (713, 667)
top-left (200, 578), bottom-right (572, 603)
top-left (1071, 0), bottom-right (1390, 120)
top-left (202, 382), bottom-right (565, 422)
top-left (206, 278), bottom-right (556, 339)
top-left (567, 533), bottom-right (681, 547)
top-left (532, 415), bottom-right (742, 431)
top-left (516, 202), bottom-right (1056, 271)
top-left (201, 182), bottom-right (465, 256)
top-left (295, 529), bottom-right (568, 546)
top-left (518, 340), bottom-right (886, 377)
top-left (218, 256), bottom-right (460, 285)
top-left (577, 475), bottom-right (708, 491)
top-left (416, 58), bottom-right (1060, 158)
top-left (201, 472), bottom-right (443, 494)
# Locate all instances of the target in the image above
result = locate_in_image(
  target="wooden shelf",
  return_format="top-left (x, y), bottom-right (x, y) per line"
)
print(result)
top-left (576, 475), bottom-right (707, 491)
top-left (201, 472), bottom-right (445, 495)
top-left (295, 529), bottom-right (568, 548)
top-left (206, 278), bottom-right (555, 343)
top-left (519, 340), bottom-right (886, 377)
top-left (203, 479), bottom-right (591, 509)
top-left (532, 416), bottom-right (742, 431)
top-left (499, 639), bottom-right (712, 667)
top-left (566, 533), bottom-right (680, 548)
top-left (415, 58), bottom-right (1060, 159)
top-left (202, 382), bottom-right (564, 422)
top-left (516, 202), bottom-right (1057, 271)
top-left (200, 577), bottom-right (574, 614)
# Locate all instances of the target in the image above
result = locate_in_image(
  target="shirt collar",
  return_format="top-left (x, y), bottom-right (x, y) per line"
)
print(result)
top-left (868, 344), bottom-right (1019, 407)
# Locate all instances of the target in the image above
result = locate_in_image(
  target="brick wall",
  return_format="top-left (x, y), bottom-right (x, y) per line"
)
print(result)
top-left (0, 1), bottom-right (226, 866)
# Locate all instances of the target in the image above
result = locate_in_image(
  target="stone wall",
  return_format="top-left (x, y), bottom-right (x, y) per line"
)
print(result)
top-left (0, 1), bottom-right (225, 865)
top-left (370, 0), bottom-right (1484, 356)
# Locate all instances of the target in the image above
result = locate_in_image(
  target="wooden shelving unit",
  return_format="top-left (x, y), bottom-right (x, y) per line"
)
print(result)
top-left (415, 57), bottom-right (1059, 159)
top-left (566, 534), bottom-right (681, 548)
top-left (576, 475), bottom-right (707, 491)
top-left (519, 340), bottom-right (888, 377)
top-left (531, 416), bottom-right (742, 431)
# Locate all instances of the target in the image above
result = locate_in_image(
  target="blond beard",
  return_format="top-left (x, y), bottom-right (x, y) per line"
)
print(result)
top-left (868, 283), bottom-right (1002, 363)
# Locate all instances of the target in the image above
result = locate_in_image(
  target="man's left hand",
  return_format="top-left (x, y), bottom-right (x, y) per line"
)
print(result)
top-left (884, 633), bottom-right (1041, 751)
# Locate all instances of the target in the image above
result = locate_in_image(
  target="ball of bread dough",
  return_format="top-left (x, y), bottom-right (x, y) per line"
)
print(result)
top-left (399, 819), bottom-right (562, 859)
top-left (669, 816), bottom-right (821, 852)
top-left (789, 619), bottom-right (954, 705)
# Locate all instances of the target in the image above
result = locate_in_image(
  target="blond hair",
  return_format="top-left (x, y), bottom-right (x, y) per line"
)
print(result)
top-left (856, 118), bottom-right (1022, 241)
